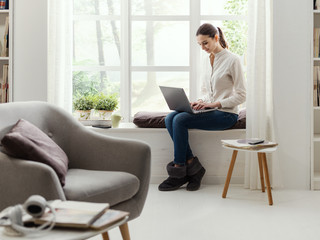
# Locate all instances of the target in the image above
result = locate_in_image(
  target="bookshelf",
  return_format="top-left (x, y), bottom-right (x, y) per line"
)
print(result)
top-left (0, 0), bottom-right (11, 103)
top-left (312, 1), bottom-right (320, 189)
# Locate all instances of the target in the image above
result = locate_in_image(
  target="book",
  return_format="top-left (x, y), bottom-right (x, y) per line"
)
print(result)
top-left (2, 64), bottom-right (8, 103)
top-left (91, 209), bottom-right (129, 230)
top-left (33, 200), bottom-right (110, 229)
top-left (0, 0), bottom-right (5, 10)
top-left (221, 139), bottom-right (278, 151)
top-left (1, 16), bottom-right (8, 57)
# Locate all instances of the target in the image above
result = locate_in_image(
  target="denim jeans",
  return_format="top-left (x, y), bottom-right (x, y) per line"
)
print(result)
top-left (165, 110), bottom-right (238, 165)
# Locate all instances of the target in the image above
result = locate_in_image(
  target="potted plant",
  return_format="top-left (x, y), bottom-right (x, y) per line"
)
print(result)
top-left (94, 93), bottom-right (119, 120)
top-left (73, 95), bottom-right (95, 120)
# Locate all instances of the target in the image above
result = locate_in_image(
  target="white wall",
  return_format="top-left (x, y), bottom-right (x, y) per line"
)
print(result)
top-left (11, 0), bottom-right (312, 189)
top-left (13, 0), bottom-right (47, 101)
top-left (273, 0), bottom-right (311, 189)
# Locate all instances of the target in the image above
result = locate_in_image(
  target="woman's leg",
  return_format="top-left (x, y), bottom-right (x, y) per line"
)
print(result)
top-left (171, 110), bottom-right (238, 190)
top-left (165, 111), bottom-right (193, 163)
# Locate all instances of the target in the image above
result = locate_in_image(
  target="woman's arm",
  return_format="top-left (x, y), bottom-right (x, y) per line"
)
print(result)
top-left (219, 58), bottom-right (246, 108)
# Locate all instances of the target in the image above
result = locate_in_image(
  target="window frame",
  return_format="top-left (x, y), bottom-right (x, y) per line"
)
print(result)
top-left (72, 0), bottom-right (248, 122)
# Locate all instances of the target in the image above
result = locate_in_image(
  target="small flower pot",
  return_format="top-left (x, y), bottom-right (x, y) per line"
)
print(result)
top-left (98, 110), bottom-right (113, 120)
top-left (76, 110), bottom-right (91, 120)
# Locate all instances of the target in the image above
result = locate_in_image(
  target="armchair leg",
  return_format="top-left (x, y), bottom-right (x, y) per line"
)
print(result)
top-left (119, 223), bottom-right (131, 240)
top-left (102, 232), bottom-right (110, 240)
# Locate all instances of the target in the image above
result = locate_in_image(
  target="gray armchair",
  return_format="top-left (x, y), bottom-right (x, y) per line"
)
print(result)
top-left (0, 101), bottom-right (151, 221)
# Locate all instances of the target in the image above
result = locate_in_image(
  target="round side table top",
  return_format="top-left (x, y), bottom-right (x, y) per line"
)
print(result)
top-left (222, 139), bottom-right (278, 153)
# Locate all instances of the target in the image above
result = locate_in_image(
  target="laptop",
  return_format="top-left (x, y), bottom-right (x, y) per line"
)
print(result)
top-left (159, 86), bottom-right (217, 114)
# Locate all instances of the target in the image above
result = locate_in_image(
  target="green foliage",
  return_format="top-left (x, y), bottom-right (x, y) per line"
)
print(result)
top-left (94, 93), bottom-right (119, 111)
top-left (73, 95), bottom-right (95, 111)
top-left (73, 71), bottom-right (100, 96)
top-left (222, 0), bottom-right (248, 58)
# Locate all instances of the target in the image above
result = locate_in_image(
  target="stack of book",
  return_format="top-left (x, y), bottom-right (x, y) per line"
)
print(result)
top-left (31, 200), bottom-right (129, 230)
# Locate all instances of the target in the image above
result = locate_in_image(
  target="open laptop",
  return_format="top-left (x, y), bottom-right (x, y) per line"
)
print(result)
top-left (159, 86), bottom-right (217, 114)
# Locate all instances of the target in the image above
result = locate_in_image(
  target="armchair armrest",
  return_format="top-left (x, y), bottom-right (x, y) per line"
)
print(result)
top-left (68, 127), bottom-right (151, 178)
top-left (0, 152), bottom-right (66, 211)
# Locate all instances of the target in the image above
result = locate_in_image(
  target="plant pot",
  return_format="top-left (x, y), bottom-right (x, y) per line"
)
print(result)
top-left (76, 110), bottom-right (91, 120)
top-left (97, 110), bottom-right (113, 120)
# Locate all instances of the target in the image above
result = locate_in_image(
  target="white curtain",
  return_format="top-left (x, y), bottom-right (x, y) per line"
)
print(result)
top-left (245, 0), bottom-right (282, 189)
top-left (47, 0), bottom-right (73, 112)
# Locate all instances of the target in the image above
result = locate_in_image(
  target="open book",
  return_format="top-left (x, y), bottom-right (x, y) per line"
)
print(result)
top-left (33, 200), bottom-right (110, 229)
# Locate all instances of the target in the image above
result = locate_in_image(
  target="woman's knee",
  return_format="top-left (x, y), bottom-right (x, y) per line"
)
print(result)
top-left (165, 111), bottom-right (179, 126)
top-left (172, 112), bottom-right (191, 127)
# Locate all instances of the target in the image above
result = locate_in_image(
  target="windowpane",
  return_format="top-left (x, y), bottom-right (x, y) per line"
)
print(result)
top-left (131, 21), bottom-right (189, 66)
top-left (201, 0), bottom-right (248, 16)
top-left (73, 21), bottom-right (121, 66)
top-left (74, 0), bottom-right (120, 15)
top-left (73, 70), bottom-right (120, 98)
top-left (131, 72), bottom-right (189, 114)
top-left (131, 0), bottom-right (189, 15)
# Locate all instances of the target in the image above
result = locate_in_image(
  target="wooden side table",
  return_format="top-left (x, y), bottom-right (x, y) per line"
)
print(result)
top-left (222, 142), bottom-right (277, 206)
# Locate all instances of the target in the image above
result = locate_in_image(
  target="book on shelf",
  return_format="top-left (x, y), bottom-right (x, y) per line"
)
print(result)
top-left (313, 66), bottom-right (320, 107)
top-left (32, 200), bottom-right (110, 229)
top-left (314, 28), bottom-right (320, 58)
top-left (5, 0), bottom-right (8, 9)
top-left (221, 139), bottom-right (278, 151)
top-left (1, 64), bottom-right (8, 103)
top-left (1, 15), bottom-right (8, 57)
top-left (0, 0), bottom-right (5, 10)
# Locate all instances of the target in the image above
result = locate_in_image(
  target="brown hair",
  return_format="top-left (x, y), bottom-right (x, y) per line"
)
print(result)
top-left (196, 23), bottom-right (228, 49)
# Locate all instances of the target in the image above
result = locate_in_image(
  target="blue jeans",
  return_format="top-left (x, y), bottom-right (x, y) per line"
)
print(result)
top-left (165, 110), bottom-right (238, 165)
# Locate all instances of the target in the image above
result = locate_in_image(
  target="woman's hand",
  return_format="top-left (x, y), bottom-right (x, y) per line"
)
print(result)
top-left (190, 101), bottom-right (221, 110)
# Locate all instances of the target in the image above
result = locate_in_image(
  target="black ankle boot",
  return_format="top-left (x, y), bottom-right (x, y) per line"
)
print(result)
top-left (158, 162), bottom-right (188, 191)
top-left (186, 157), bottom-right (206, 191)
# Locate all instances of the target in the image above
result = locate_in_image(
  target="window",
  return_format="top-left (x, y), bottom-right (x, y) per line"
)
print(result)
top-left (73, 0), bottom-right (248, 121)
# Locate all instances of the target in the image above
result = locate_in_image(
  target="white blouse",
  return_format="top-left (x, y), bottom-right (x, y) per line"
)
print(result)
top-left (199, 49), bottom-right (246, 115)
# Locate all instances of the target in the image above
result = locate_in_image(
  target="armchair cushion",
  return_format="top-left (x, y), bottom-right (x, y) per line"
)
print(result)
top-left (64, 169), bottom-right (140, 206)
top-left (1, 119), bottom-right (69, 186)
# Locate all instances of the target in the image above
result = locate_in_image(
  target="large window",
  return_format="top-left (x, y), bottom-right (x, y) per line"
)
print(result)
top-left (73, 0), bottom-right (248, 121)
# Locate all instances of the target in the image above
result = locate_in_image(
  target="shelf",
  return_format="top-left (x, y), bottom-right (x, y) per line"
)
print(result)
top-left (0, 10), bottom-right (8, 14)
top-left (0, 57), bottom-right (9, 61)
top-left (314, 106), bottom-right (320, 110)
top-left (314, 10), bottom-right (320, 13)
top-left (314, 57), bottom-right (320, 61)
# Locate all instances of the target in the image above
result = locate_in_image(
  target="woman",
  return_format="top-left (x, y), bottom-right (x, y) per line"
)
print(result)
top-left (158, 23), bottom-right (246, 192)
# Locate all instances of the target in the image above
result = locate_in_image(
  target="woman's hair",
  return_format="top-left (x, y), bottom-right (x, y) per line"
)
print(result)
top-left (196, 23), bottom-right (228, 49)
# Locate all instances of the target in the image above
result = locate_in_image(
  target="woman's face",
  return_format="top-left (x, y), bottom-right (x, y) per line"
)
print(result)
top-left (196, 34), bottom-right (218, 54)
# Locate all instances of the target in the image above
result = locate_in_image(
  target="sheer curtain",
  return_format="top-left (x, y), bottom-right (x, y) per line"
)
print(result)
top-left (245, 0), bottom-right (281, 189)
top-left (47, 0), bottom-right (73, 112)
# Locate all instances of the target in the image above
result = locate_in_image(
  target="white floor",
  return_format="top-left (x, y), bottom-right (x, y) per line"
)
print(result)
top-left (90, 184), bottom-right (320, 240)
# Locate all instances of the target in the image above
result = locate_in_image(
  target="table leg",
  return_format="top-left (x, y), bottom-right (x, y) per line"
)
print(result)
top-left (257, 153), bottom-right (265, 192)
top-left (222, 150), bottom-right (238, 198)
top-left (261, 153), bottom-right (273, 206)
top-left (119, 223), bottom-right (131, 240)
top-left (102, 231), bottom-right (110, 240)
